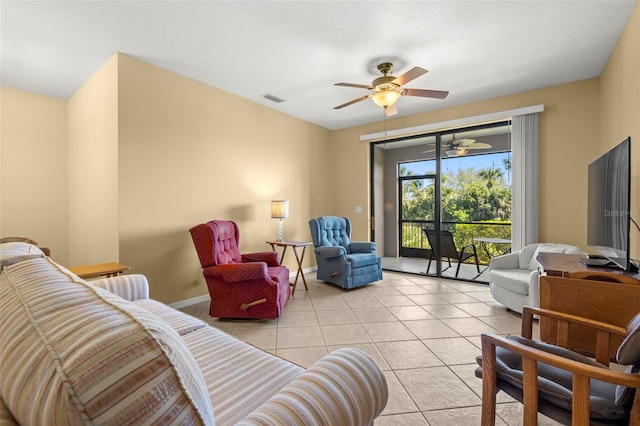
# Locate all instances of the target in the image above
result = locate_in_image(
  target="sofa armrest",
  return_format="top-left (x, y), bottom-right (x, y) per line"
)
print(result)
top-left (528, 268), bottom-right (541, 307)
top-left (349, 241), bottom-right (376, 253)
top-left (90, 274), bottom-right (150, 301)
top-left (204, 263), bottom-right (270, 282)
top-left (237, 348), bottom-right (388, 426)
top-left (242, 251), bottom-right (280, 267)
top-left (488, 251), bottom-right (520, 271)
top-left (314, 246), bottom-right (347, 259)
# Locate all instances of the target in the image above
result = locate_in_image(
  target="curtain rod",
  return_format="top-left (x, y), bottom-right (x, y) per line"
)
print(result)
top-left (360, 104), bottom-right (544, 142)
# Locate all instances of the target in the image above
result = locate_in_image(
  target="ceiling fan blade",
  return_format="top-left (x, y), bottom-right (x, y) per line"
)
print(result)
top-left (391, 66), bottom-right (427, 86)
top-left (453, 138), bottom-right (477, 147)
top-left (333, 95), bottom-right (371, 109)
top-left (422, 147), bottom-right (436, 154)
top-left (466, 142), bottom-right (492, 149)
top-left (385, 104), bottom-right (398, 116)
top-left (403, 88), bottom-right (449, 99)
top-left (335, 83), bottom-right (372, 89)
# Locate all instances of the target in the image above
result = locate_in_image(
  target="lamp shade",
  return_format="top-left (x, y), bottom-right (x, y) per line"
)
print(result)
top-left (271, 200), bottom-right (289, 219)
top-left (372, 90), bottom-right (401, 108)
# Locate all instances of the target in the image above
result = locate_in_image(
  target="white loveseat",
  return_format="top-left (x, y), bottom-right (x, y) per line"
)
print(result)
top-left (0, 242), bottom-right (388, 425)
top-left (488, 243), bottom-right (583, 313)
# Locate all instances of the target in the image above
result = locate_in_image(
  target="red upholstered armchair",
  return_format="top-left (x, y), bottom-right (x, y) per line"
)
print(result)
top-left (189, 220), bottom-right (290, 319)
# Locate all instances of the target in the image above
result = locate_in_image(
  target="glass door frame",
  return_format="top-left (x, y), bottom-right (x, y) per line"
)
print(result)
top-left (395, 133), bottom-right (444, 276)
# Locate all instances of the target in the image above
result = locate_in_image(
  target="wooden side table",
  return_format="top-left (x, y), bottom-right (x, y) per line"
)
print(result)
top-left (68, 262), bottom-right (130, 280)
top-left (266, 240), bottom-right (312, 295)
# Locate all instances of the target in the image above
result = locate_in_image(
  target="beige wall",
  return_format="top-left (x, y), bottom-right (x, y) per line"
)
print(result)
top-left (117, 55), bottom-right (331, 302)
top-left (331, 78), bottom-right (602, 250)
top-left (600, 2), bottom-right (639, 260)
top-left (0, 87), bottom-right (69, 262)
top-left (67, 55), bottom-right (120, 265)
top-left (0, 55), bottom-right (331, 304)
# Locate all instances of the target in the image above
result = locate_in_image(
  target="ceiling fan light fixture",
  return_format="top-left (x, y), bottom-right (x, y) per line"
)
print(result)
top-left (446, 148), bottom-right (469, 157)
top-left (372, 89), bottom-right (401, 108)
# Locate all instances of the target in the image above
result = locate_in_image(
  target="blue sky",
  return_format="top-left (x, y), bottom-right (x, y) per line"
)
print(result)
top-left (402, 152), bottom-right (512, 184)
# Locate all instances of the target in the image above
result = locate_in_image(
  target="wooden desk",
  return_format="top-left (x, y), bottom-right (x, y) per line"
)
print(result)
top-left (69, 262), bottom-right (130, 279)
top-left (267, 240), bottom-right (312, 295)
top-left (537, 253), bottom-right (640, 357)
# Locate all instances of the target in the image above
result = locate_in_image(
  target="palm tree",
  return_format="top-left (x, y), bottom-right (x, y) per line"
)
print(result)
top-left (503, 157), bottom-right (512, 182)
top-left (478, 167), bottom-right (504, 189)
top-left (503, 157), bottom-right (511, 171)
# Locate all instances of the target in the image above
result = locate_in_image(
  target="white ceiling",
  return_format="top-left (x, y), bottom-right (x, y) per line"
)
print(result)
top-left (1, 1), bottom-right (636, 130)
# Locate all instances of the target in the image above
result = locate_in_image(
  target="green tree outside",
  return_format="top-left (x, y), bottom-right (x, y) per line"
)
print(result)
top-left (401, 165), bottom-right (511, 265)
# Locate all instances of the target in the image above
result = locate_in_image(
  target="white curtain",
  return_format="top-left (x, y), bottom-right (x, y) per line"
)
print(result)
top-left (511, 113), bottom-right (539, 251)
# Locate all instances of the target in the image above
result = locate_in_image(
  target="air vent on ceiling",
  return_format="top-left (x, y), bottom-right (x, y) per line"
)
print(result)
top-left (262, 93), bottom-right (286, 103)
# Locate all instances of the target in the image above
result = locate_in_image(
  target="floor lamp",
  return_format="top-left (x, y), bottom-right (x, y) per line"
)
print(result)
top-left (271, 200), bottom-right (289, 242)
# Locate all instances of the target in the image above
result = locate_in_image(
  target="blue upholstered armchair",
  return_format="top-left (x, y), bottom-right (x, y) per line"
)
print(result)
top-left (308, 216), bottom-right (382, 289)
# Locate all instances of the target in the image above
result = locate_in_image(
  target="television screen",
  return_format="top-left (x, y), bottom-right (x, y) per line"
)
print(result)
top-left (587, 137), bottom-right (633, 271)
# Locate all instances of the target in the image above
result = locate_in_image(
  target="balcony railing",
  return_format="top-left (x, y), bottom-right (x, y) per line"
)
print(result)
top-left (400, 220), bottom-right (511, 265)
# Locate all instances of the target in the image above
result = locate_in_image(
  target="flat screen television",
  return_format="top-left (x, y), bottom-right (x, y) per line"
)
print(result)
top-left (587, 136), bottom-right (637, 272)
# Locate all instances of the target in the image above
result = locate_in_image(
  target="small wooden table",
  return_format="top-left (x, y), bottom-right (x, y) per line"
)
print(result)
top-left (267, 240), bottom-right (312, 295)
top-left (68, 262), bottom-right (130, 279)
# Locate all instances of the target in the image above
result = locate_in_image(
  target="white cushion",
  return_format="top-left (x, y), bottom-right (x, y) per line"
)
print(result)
top-left (490, 269), bottom-right (531, 295)
top-left (527, 245), bottom-right (567, 270)
top-left (518, 244), bottom-right (540, 269)
top-left (515, 243), bottom-right (583, 271)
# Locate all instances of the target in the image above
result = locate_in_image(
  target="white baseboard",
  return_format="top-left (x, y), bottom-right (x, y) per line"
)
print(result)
top-left (169, 294), bottom-right (210, 310)
top-left (169, 266), bottom-right (317, 309)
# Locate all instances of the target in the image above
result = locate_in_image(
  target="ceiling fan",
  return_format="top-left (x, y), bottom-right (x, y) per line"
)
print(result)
top-left (333, 62), bottom-right (449, 116)
top-left (423, 135), bottom-right (492, 157)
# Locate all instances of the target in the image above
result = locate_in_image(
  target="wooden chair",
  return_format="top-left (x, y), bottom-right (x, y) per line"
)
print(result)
top-left (476, 306), bottom-right (640, 425)
top-left (423, 229), bottom-right (479, 277)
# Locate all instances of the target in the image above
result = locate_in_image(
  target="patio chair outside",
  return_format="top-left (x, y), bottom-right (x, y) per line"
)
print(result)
top-left (423, 229), bottom-right (480, 277)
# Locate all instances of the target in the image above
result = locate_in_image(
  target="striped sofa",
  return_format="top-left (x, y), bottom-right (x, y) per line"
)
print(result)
top-left (0, 242), bottom-right (388, 425)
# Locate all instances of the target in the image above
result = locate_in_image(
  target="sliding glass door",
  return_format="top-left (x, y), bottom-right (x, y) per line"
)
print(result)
top-left (371, 121), bottom-right (512, 282)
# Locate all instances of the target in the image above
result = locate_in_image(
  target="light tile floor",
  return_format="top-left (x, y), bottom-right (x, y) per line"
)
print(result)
top-left (180, 271), bottom-right (562, 425)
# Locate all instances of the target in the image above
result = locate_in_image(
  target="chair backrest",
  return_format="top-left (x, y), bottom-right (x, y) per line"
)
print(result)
top-left (189, 220), bottom-right (242, 268)
top-left (0, 237), bottom-right (50, 257)
top-left (614, 312), bottom-right (640, 410)
top-left (617, 312), bottom-right (640, 365)
top-left (424, 229), bottom-right (459, 258)
top-left (309, 216), bottom-right (351, 249)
